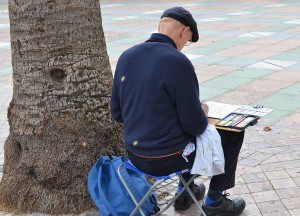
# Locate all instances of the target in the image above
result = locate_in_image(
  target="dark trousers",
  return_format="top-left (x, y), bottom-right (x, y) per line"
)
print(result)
top-left (128, 129), bottom-right (245, 191)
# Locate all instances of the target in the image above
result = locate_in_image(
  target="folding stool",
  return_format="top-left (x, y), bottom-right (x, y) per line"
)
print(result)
top-left (117, 160), bottom-right (207, 216)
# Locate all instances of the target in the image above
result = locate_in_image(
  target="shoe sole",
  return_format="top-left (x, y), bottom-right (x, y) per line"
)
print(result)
top-left (174, 199), bottom-right (194, 211)
top-left (173, 183), bottom-right (206, 211)
top-left (203, 203), bottom-right (245, 216)
top-left (174, 188), bottom-right (205, 211)
top-left (204, 211), bottom-right (244, 216)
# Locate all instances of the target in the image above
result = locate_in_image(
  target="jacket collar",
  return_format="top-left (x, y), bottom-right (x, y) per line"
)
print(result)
top-left (145, 33), bottom-right (177, 49)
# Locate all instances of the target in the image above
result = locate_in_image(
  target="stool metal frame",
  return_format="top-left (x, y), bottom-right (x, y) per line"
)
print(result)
top-left (117, 161), bottom-right (207, 216)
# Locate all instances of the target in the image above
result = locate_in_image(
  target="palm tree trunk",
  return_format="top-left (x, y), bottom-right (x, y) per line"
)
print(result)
top-left (0, 0), bottom-right (124, 214)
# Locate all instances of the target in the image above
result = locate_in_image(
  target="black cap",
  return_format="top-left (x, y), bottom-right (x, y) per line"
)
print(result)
top-left (161, 7), bottom-right (199, 42)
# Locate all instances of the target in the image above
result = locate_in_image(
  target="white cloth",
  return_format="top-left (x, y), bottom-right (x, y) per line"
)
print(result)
top-left (182, 143), bottom-right (195, 162)
top-left (191, 124), bottom-right (225, 177)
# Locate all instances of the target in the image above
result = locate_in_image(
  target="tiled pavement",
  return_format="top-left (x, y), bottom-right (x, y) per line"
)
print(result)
top-left (1, 0), bottom-right (300, 215)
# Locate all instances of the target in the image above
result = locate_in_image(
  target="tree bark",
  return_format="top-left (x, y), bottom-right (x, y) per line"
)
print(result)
top-left (0, 0), bottom-right (124, 214)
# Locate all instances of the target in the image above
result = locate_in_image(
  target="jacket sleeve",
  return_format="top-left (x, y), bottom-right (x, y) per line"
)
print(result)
top-left (110, 67), bottom-right (123, 123)
top-left (172, 59), bottom-right (208, 136)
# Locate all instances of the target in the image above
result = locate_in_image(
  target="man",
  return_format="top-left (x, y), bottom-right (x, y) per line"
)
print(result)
top-left (111, 7), bottom-right (246, 216)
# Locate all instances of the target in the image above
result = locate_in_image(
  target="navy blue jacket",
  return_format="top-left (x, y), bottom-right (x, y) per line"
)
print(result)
top-left (111, 33), bottom-right (208, 157)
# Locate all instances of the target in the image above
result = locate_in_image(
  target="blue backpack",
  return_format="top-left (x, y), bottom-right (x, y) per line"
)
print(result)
top-left (87, 154), bottom-right (159, 216)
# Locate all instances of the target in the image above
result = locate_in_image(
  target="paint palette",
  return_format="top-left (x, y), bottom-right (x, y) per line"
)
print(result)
top-left (215, 113), bottom-right (259, 130)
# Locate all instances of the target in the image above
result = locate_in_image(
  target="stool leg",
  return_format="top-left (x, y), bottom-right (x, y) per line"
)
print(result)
top-left (153, 174), bottom-right (203, 215)
top-left (178, 175), bottom-right (207, 216)
top-left (130, 180), bottom-right (163, 216)
top-left (153, 175), bottom-right (196, 215)
top-left (117, 164), bottom-right (146, 216)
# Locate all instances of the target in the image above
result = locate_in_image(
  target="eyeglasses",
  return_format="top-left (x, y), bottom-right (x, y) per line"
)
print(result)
top-left (184, 27), bottom-right (193, 46)
top-left (185, 39), bottom-right (192, 46)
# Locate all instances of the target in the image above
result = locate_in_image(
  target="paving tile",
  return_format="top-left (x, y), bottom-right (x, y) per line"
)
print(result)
top-left (286, 167), bottom-right (300, 178)
top-left (243, 142), bottom-right (270, 151)
top-left (247, 38), bottom-right (286, 45)
top-left (239, 152), bottom-right (273, 167)
top-left (248, 61), bottom-right (282, 70)
top-left (260, 146), bottom-right (294, 155)
top-left (248, 61), bottom-right (283, 70)
top-left (287, 63), bottom-right (300, 71)
top-left (199, 84), bottom-right (229, 100)
top-left (264, 170), bottom-right (290, 180)
top-left (245, 167), bottom-right (265, 176)
top-left (192, 55), bottom-right (229, 64)
top-left (240, 50), bottom-right (281, 59)
top-left (290, 144), bottom-right (300, 152)
top-left (271, 178), bottom-right (297, 189)
top-left (285, 20), bottom-right (300, 24)
top-left (260, 24), bottom-right (294, 32)
top-left (289, 47), bottom-right (300, 53)
top-left (240, 203), bottom-right (261, 216)
top-left (282, 197), bottom-right (300, 210)
top-left (204, 41), bottom-right (236, 50)
top-left (0, 67), bottom-right (12, 75)
top-left (239, 149), bottom-right (258, 160)
top-left (282, 160), bottom-right (300, 169)
top-left (211, 89), bottom-right (269, 105)
top-left (219, 57), bottom-right (260, 67)
top-left (255, 94), bottom-right (300, 113)
top-left (204, 64), bottom-right (239, 72)
top-left (232, 43), bottom-right (268, 51)
top-left (224, 37), bottom-right (257, 44)
top-left (243, 172), bottom-right (268, 183)
top-left (236, 164), bottom-right (253, 176)
top-left (276, 152), bottom-right (300, 162)
top-left (236, 176), bottom-right (246, 184)
top-left (263, 110), bottom-right (291, 120)
top-left (272, 52), bottom-right (300, 61)
top-left (202, 75), bottom-right (252, 89)
top-left (276, 187), bottom-right (300, 199)
top-left (264, 4), bottom-right (287, 7)
top-left (264, 59), bottom-right (298, 67)
top-left (238, 193), bottom-right (256, 204)
top-left (263, 71), bottom-right (300, 82)
top-left (256, 200), bottom-right (287, 214)
top-left (278, 82), bottom-right (300, 96)
top-left (290, 208), bottom-right (300, 216)
top-left (252, 190), bottom-right (280, 203)
top-left (184, 54), bottom-right (203, 60)
top-left (184, 47), bottom-right (223, 55)
top-left (215, 48), bottom-right (251, 57)
top-left (238, 78), bottom-right (293, 94)
top-left (238, 32), bottom-right (275, 38)
top-left (266, 44), bottom-right (299, 52)
top-left (247, 181), bottom-right (273, 193)
top-left (262, 210), bottom-right (291, 216)
top-left (230, 183), bottom-right (251, 195)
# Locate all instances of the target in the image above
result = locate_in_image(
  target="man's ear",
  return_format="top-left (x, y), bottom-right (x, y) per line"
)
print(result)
top-left (181, 26), bottom-right (188, 38)
top-left (180, 26), bottom-right (187, 38)
top-left (185, 26), bottom-right (191, 36)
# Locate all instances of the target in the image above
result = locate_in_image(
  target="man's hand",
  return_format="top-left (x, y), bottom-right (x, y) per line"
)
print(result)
top-left (201, 101), bottom-right (209, 116)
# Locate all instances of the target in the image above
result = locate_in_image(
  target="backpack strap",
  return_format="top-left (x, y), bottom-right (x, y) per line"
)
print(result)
top-left (96, 157), bottom-right (119, 216)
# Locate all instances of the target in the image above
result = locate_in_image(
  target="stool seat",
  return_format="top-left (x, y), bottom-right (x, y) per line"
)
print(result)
top-left (118, 161), bottom-right (207, 216)
top-left (123, 160), bottom-right (190, 181)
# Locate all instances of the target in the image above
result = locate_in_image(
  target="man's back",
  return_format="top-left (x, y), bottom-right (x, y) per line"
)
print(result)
top-left (111, 33), bottom-right (207, 157)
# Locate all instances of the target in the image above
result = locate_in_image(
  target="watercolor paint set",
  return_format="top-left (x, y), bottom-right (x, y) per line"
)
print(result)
top-left (215, 113), bottom-right (259, 130)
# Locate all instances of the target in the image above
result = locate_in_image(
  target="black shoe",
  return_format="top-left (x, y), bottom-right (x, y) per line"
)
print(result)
top-left (173, 183), bottom-right (206, 211)
top-left (202, 194), bottom-right (246, 216)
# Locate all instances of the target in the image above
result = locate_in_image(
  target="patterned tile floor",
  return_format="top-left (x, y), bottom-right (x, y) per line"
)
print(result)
top-left (1, 0), bottom-right (300, 215)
